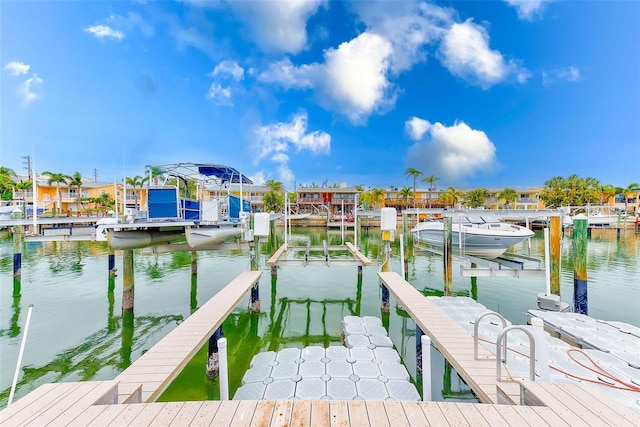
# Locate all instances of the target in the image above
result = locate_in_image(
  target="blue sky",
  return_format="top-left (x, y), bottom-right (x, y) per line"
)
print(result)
top-left (1, 0), bottom-right (638, 191)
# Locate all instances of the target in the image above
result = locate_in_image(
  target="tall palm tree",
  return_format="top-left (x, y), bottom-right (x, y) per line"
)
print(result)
top-left (369, 187), bottom-right (386, 209)
top-left (421, 174), bottom-right (439, 209)
top-left (404, 167), bottom-right (422, 209)
top-left (397, 187), bottom-right (413, 209)
top-left (42, 171), bottom-right (70, 215)
top-left (599, 184), bottom-right (617, 206)
top-left (263, 179), bottom-right (285, 212)
top-left (0, 166), bottom-right (17, 200)
top-left (126, 175), bottom-right (148, 210)
top-left (67, 172), bottom-right (84, 212)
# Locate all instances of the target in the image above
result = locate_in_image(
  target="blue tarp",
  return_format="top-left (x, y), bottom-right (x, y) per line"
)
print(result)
top-left (229, 194), bottom-right (251, 219)
top-left (197, 165), bottom-right (252, 184)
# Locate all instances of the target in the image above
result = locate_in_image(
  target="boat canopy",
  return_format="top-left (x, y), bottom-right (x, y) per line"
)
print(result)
top-left (153, 162), bottom-right (253, 186)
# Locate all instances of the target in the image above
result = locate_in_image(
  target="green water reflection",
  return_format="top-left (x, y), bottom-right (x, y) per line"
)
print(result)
top-left (0, 227), bottom-right (638, 407)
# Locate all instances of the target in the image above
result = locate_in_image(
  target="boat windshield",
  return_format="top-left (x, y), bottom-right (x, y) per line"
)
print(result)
top-left (465, 215), bottom-right (485, 224)
top-left (481, 216), bottom-right (501, 224)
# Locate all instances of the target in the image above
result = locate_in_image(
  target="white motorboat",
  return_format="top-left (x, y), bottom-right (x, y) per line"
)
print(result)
top-left (411, 215), bottom-right (534, 259)
top-left (561, 206), bottom-right (626, 228)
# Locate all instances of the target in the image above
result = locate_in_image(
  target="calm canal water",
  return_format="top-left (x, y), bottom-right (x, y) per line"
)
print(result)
top-left (1, 226), bottom-right (638, 407)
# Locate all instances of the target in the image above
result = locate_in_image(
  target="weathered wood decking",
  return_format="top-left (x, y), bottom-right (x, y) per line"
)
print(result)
top-left (114, 270), bottom-right (262, 403)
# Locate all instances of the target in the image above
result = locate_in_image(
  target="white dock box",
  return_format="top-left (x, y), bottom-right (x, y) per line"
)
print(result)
top-left (380, 208), bottom-right (397, 231)
top-left (254, 212), bottom-right (270, 237)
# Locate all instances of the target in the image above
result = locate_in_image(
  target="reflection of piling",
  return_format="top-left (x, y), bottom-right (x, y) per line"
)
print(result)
top-left (13, 226), bottom-right (22, 277)
top-left (122, 249), bottom-right (134, 311)
top-left (416, 324), bottom-right (423, 374)
top-left (443, 217), bottom-right (452, 296)
top-left (470, 263), bottom-right (477, 301)
top-left (191, 251), bottom-right (197, 275)
top-left (549, 217), bottom-right (562, 295)
top-left (207, 327), bottom-right (224, 378)
top-left (108, 248), bottom-right (117, 276)
top-left (381, 241), bottom-right (390, 312)
top-left (573, 217), bottom-right (588, 314)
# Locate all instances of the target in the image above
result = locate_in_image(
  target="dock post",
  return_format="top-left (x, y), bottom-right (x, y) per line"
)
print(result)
top-left (421, 334), bottom-right (432, 401)
top-left (207, 327), bottom-right (224, 378)
top-left (108, 247), bottom-right (117, 276)
top-left (191, 250), bottom-right (197, 275)
top-left (443, 217), bottom-right (453, 296)
top-left (470, 263), bottom-right (478, 301)
top-left (12, 224), bottom-right (22, 277)
top-left (249, 239), bottom-right (261, 313)
top-left (218, 337), bottom-right (229, 400)
top-left (380, 240), bottom-right (391, 312)
top-left (549, 217), bottom-right (562, 295)
top-left (416, 324), bottom-right (423, 374)
top-left (573, 216), bottom-right (588, 315)
top-left (357, 265), bottom-right (363, 276)
top-left (122, 249), bottom-right (134, 312)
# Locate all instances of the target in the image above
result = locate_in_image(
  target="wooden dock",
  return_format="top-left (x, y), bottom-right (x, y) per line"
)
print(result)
top-left (266, 242), bottom-right (375, 267)
top-left (2, 270), bottom-right (639, 426)
top-left (114, 270), bottom-right (262, 403)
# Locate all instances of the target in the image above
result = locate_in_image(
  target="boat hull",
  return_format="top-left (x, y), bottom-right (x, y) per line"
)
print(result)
top-left (185, 225), bottom-right (242, 249)
top-left (107, 229), bottom-right (185, 250)
top-left (412, 221), bottom-right (534, 259)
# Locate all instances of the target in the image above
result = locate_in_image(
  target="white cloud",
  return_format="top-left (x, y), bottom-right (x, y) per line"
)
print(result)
top-left (229, 0), bottom-right (325, 54)
top-left (504, 0), bottom-right (550, 21)
top-left (4, 61), bottom-right (30, 76)
top-left (259, 32), bottom-right (395, 124)
top-left (542, 66), bottom-right (581, 86)
top-left (206, 60), bottom-right (245, 105)
top-left (406, 119), bottom-right (497, 180)
top-left (18, 74), bottom-right (44, 106)
top-left (250, 171), bottom-right (266, 186)
top-left (85, 24), bottom-right (125, 40)
top-left (253, 111), bottom-right (330, 167)
top-left (210, 60), bottom-right (244, 81)
top-left (405, 116), bottom-right (431, 141)
top-left (438, 19), bottom-right (529, 89)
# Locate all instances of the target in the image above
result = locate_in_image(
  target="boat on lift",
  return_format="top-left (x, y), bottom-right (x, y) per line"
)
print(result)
top-left (411, 215), bottom-right (534, 259)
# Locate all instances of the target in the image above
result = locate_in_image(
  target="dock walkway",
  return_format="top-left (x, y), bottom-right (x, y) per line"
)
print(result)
top-left (114, 270), bottom-right (262, 403)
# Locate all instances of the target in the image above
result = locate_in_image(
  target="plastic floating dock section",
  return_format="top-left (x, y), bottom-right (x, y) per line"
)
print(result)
top-left (234, 316), bottom-right (420, 401)
top-left (427, 296), bottom-right (640, 415)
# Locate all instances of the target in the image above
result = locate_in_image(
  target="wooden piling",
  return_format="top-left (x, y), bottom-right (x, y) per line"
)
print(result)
top-left (416, 324), bottom-right (423, 374)
top-left (381, 240), bottom-right (390, 312)
top-left (191, 251), bottom-right (197, 275)
top-left (122, 249), bottom-right (134, 312)
top-left (573, 217), bottom-right (588, 315)
top-left (470, 263), bottom-right (478, 301)
top-left (249, 239), bottom-right (261, 313)
top-left (443, 217), bottom-right (453, 296)
top-left (13, 225), bottom-right (22, 277)
top-left (549, 216), bottom-right (562, 295)
top-left (207, 327), bottom-right (224, 378)
top-left (108, 248), bottom-right (117, 276)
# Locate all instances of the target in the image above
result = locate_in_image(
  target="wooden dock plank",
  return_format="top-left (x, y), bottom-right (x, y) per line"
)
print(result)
top-left (461, 403), bottom-right (506, 426)
top-left (84, 403), bottom-right (131, 426)
top-left (168, 402), bottom-right (204, 426)
top-left (329, 400), bottom-right (349, 427)
top-left (148, 401), bottom-right (184, 425)
top-left (270, 400), bottom-right (293, 427)
top-left (550, 382), bottom-right (640, 426)
top-left (101, 403), bottom-right (145, 426)
top-left (290, 400), bottom-right (311, 427)
top-left (489, 404), bottom-right (536, 427)
top-left (417, 402), bottom-right (450, 427)
top-left (189, 401), bottom-right (222, 427)
top-left (437, 402), bottom-right (472, 426)
top-left (249, 400), bottom-right (275, 427)
top-left (365, 400), bottom-right (390, 427)
top-left (229, 400), bottom-right (258, 427)
top-left (347, 400), bottom-right (369, 427)
top-left (378, 271), bottom-right (507, 404)
top-left (380, 400), bottom-right (409, 427)
top-left (62, 404), bottom-right (109, 426)
top-left (398, 401), bottom-right (429, 427)
top-left (519, 381), bottom-right (596, 426)
top-left (345, 242), bottom-right (374, 265)
top-left (115, 270), bottom-right (262, 403)
top-left (0, 382), bottom-right (80, 422)
top-left (209, 400), bottom-right (240, 426)
top-left (310, 399), bottom-right (330, 427)
top-left (266, 244), bottom-right (288, 265)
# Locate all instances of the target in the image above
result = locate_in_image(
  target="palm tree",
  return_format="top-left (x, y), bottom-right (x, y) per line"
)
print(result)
top-left (439, 186), bottom-right (463, 208)
top-left (145, 165), bottom-right (165, 186)
top-left (263, 179), bottom-right (285, 212)
top-left (397, 187), bottom-right (413, 209)
top-left (497, 188), bottom-right (518, 209)
top-left (0, 166), bottom-right (17, 200)
top-left (421, 174), bottom-right (439, 209)
top-left (621, 182), bottom-right (640, 213)
top-left (599, 184), bottom-right (617, 206)
top-left (67, 172), bottom-right (84, 213)
top-left (463, 188), bottom-right (490, 208)
top-left (125, 175), bottom-right (148, 210)
top-left (42, 171), bottom-right (70, 215)
top-left (404, 167), bottom-right (422, 209)
top-left (369, 188), bottom-right (386, 209)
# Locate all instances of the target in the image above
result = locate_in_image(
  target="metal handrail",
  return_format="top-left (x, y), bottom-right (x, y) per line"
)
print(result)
top-left (473, 311), bottom-right (508, 360)
top-left (496, 326), bottom-right (536, 382)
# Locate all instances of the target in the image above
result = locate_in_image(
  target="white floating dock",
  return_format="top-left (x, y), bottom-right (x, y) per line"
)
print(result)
top-left (234, 316), bottom-right (420, 401)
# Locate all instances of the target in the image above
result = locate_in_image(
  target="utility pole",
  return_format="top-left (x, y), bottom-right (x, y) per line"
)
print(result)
top-left (22, 155), bottom-right (32, 177)
top-left (94, 168), bottom-right (98, 182)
